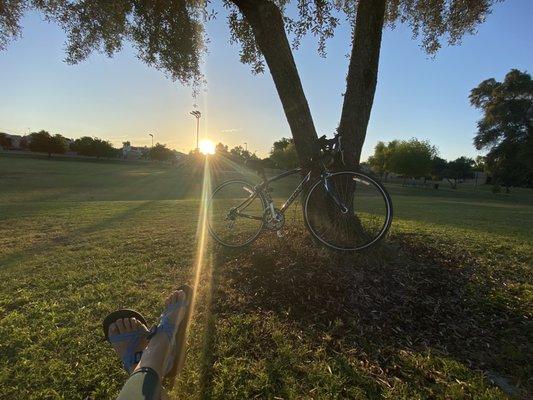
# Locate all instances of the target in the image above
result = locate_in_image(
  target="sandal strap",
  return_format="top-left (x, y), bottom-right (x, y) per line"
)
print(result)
top-left (108, 329), bottom-right (146, 373)
top-left (121, 334), bottom-right (142, 372)
top-left (144, 299), bottom-right (189, 375)
top-left (153, 299), bottom-right (188, 341)
top-left (109, 330), bottom-right (146, 343)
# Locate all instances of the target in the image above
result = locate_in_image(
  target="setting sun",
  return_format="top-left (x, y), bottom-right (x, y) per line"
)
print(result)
top-left (199, 139), bottom-right (216, 155)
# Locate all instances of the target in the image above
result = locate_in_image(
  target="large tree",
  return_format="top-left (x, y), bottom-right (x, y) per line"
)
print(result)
top-left (28, 130), bottom-right (68, 157)
top-left (470, 69), bottom-right (533, 189)
top-left (269, 137), bottom-right (299, 170)
top-left (150, 143), bottom-right (176, 162)
top-left (444, 156), bottom-right (475, 188)
top-left (367, 140), bottom-right (397, 179)
top-left (71, 136), bottom-right (117, 159)
top-left (388, 138), bottom-right (436, 182)
top-left (1, 0), bottom-right (500, 168)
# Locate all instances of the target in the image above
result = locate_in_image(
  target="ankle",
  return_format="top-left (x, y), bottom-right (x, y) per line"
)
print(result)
top-left (134, 332), bottom-right (171, 377)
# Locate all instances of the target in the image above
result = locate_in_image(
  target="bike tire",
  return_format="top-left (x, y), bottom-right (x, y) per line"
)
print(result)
top-left (207, 180), bottom-right (267, 248)
top-left (303, 171), bottom-right (393, 251)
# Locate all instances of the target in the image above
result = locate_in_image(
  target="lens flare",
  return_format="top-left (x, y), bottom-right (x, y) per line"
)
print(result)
top-left (199, 139), bottom-right (215, 155)
top-left (183, 157), bottom-right (212, 366)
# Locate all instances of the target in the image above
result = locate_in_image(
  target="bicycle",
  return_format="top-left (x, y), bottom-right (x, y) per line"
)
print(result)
top-left (207, 133), bottom-right (393, 251)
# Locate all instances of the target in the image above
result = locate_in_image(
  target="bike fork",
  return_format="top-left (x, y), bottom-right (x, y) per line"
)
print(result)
top-left (324, 176), bottom-right (349, 214)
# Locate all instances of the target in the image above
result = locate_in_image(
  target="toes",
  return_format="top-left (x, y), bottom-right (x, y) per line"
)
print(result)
top-left (123, 318), bottom-right (132, 332)
top-left (116, 318), bottom-right (126, 333)
top-left (165, 290), bottom-right (179, 306)
top-left (130, 317), bottom-right (146, 331)
top-left (163, 289), bottom-right (187, 310)
top-left (108, 322), bottom-right (119, 338)
top-left (134, 317), bottom-right (148, 331)
top-left (171, 291), bottom-right (179, 304)
top-left (130, 317), bottom-right (140, 330)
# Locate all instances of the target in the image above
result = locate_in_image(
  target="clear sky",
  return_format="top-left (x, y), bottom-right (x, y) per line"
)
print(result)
top-left (0, 1), bottom-right (531, 160)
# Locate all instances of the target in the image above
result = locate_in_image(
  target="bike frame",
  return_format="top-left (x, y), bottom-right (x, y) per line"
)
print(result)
top-left (260, 167), bottom-right (310, 214)
top-left (234, 167), bottom-right (348, 221)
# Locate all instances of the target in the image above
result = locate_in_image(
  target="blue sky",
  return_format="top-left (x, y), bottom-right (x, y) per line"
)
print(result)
top-left (0, 1), bottom-right (531, 160)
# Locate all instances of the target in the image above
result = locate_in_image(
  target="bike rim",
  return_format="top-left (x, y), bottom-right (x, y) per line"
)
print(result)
top-left (208, 180), bottom-right (266, 247)
top-left (304, 172), bottom-right (393, 251)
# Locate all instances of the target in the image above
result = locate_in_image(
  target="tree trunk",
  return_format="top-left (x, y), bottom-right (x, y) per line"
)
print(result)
top-left (337, 0), bottom-right (386, 168)
top-left (231, 0), bottom-right (319, 165)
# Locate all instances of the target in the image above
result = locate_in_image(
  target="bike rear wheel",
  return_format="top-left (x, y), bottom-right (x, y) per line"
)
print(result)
top-left (304, 171), bottom-right (393, 251)
top-left (208, 180), bottom-right (266, 247)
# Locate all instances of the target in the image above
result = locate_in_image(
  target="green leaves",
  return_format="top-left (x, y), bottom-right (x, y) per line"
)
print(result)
top-left (470, 69), bottom-right (533, 187)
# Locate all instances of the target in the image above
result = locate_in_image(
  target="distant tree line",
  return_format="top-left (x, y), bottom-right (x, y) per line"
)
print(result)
top-left (150, 143), bottom-right (176, 162)
top-left (23, 130), bottom-right (70, 158)
top-left (366, 139), bottom-right (480, 188)
top-left (70, 136), bottom-right (118, 159)
top-left (1, 131), bottom-right (180, 163)
top-left (212, 137), bottom-right (299, 171)
top-left (214, 142), bottom-right (261, 165)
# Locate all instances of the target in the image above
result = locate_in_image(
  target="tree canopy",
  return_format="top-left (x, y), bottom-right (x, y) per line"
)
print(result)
top-left (470, 69), bottom-right (532, 188)
top-left (150, 143), bottom-right (176, 162)
top-left (28, 130), bottom-right (68, 157)
top-left (367, 140), bottom-right (398, 178)
top-left (70, 136), bottom-right (117, 159)
top-left (0, 1), bottom-right (498, 81)
top-left (443, 156), bottom-right (475, 188)
top-left (269, 137), bottom-right (299, 170)
top-left (388, 139), bottom-right (437, 179)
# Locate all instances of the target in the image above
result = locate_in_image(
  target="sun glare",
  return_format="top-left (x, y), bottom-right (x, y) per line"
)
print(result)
top-left (199, 139), bottom-right (216, 155)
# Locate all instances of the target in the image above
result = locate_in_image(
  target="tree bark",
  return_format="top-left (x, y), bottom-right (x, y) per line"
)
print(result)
top-left (231, 0), bottom-right (319, 165)
top-left (338, 0), bottom-right (386, 168)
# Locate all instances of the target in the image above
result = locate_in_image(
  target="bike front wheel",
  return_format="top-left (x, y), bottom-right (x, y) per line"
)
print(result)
top-left (304, 171), bottom-right (393, 251)
top-left (208, 180), bottom-right (266, 248)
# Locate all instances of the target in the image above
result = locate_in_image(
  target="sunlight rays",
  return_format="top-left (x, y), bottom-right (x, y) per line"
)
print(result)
top-left (186, 156), bottom-right (212, 346)
top-left (177, 153), bottom-right (258, 379)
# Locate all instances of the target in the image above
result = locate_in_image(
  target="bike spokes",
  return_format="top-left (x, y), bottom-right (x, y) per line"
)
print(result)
top-left (305, 172), bottom-right (392, 251)
top-left (208, 181), bottom-right (266, 247)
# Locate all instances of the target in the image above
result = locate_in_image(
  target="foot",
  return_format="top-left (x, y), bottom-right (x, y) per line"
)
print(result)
top-left (135, 290), bottom-right (187, 378)
top-left (158, 290), bottom-right (188, 341)
top-left (108, 317), bottom-right (149, 373)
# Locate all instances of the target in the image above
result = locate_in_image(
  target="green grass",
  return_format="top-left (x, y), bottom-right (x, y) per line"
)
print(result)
top-left (0, 154), bottom-right (531, 399)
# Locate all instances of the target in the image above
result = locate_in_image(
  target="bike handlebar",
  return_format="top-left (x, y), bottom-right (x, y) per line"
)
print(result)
top-left (318, 133), bottom-right (342, 150)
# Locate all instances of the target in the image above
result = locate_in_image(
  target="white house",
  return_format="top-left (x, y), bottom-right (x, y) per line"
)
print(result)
top-left (122, 141), bottom-right (149, 160)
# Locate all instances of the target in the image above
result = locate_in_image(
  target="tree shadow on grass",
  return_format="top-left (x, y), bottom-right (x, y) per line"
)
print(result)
top-left (0, 162), bottom-right (208, 270)
top-left (202, 227), bottom-right (530, 398)
top-left (0, 200), bottom-right (157, 269)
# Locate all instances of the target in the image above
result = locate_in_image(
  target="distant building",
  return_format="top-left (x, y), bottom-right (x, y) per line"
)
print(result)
top-left (122, 141), bottom-right (149, 160)
top-left (0, 133), bottom-right (27, 149)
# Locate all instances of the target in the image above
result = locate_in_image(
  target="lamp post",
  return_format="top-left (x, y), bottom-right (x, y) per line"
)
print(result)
top-left (244, 142), bottom-right (248, 152)
top-left (190, 110), bottom-right (201, 151)
top-left (149, 133), bottom-right (154, 148)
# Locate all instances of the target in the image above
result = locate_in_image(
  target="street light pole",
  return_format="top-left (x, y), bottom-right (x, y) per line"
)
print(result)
top-left (149, 133), bottom-right (154, 148)
top-left (244, 142), bottom-right (248, 152)
top-left (190, 111), bottom-right (202, 151)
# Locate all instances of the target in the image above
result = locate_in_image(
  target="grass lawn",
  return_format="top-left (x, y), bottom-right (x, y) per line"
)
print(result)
top-left (0, 154), bottom-right (531, 399)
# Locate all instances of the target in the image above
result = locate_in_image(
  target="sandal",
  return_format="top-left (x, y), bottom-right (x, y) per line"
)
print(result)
top-left (103, 309), bottom-right (149, 373)
top-left (148, 285), bottom-right (193, 386)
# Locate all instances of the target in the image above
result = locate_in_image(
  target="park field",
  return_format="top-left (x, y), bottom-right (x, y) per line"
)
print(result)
top-left (0, 154), bottom-right (531, 399)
